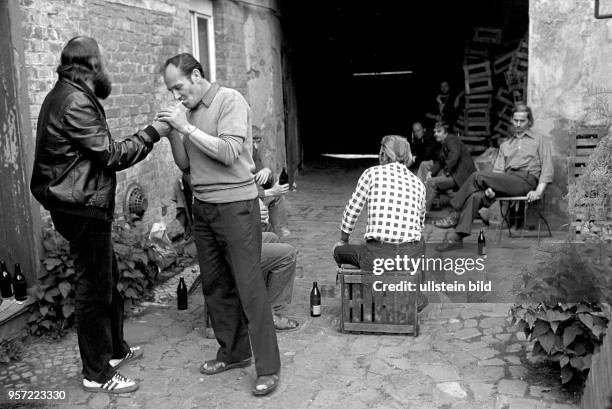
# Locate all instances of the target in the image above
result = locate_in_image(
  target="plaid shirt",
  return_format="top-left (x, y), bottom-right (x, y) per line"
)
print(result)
top-left (341, 162), bottom-right (426, 243)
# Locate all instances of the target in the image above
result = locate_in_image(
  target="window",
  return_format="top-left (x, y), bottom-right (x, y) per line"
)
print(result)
top-left (190, 0), bottom-right (216, 82)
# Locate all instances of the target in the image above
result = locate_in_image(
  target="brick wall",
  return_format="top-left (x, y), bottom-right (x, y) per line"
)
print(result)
top-left (20, 0), bottom-right (192, 228)
top-left (19, 0), bottom-right (288, 231)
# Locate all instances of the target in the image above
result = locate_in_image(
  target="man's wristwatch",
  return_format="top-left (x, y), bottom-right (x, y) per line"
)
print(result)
top-left (182, 124), bottom-right (197, 137)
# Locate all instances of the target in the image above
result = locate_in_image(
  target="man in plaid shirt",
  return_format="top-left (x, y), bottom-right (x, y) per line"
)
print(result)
top-left (333, 135), bottom-right (428, 310)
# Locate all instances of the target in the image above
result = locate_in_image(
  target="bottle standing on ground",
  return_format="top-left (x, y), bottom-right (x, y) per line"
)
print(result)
top-left (477, 230), bottom-right (486, 256)
top-left (0, 260), bottom-right (13, 298)
top-left (13, 264), bottom-right (28, 302)
top-left (310, 281), bottom-right (321, 317)
top-left (177, 277), bottom-right (188, 310)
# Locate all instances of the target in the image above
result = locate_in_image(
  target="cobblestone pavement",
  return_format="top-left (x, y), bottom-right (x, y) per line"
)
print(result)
top-left (0, 158), bottom-right (577, 409)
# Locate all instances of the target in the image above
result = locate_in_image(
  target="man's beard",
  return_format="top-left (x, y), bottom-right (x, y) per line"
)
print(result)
top-left (93, 68), bottom-right (112, 99)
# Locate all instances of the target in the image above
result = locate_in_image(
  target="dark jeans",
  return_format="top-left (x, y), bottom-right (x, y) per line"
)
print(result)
top-left (50, 211), bottom-right (129, 384)
top-left (450, 170), bottom-right (537, 236)
top-left (192, 198), bottom-right (280, 376)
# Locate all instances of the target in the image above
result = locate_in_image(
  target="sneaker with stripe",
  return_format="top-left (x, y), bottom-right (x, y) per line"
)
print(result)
top-left (83, 373), bottom-right (139, 394)
top-left (109, 346), bottom-right (143, 369)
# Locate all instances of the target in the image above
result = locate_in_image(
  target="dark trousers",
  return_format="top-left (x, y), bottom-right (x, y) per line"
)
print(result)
top-left (50, 212), bottom-right (129, 384)
top-left (449, 170), bottom-right (537, 236)
top-left (192, 198), bottom-right (280, 376)
top-left (333, 239), bottom-right (428, 306)
top-left (425, 174), bottom-right (457, 211)
top-left (333, 239), bottom-right (425, 272)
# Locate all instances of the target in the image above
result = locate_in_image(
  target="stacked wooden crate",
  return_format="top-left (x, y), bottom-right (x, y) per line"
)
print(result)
top-left (493, 36), bottom-right (529, 141)
top-left (458, 28), bottom-right (529, 155)
top-left (458, 27), bottom-right (499, 154)
top-left (568, 125), bottom-right (612, 242)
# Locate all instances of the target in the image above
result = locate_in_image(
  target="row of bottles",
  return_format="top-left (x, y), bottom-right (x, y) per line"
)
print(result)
top-left (175, 276), bottom-right (323, 319)
top-left (1, 260), bottom-right (28, 301)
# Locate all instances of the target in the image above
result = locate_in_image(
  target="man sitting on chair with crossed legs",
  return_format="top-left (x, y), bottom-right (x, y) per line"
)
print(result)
top-left (433, 104), bottom-right (554, 252)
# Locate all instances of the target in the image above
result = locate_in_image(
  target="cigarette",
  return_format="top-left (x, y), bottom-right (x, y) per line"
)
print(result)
top-left (175, 101), bottom-right (183, 108)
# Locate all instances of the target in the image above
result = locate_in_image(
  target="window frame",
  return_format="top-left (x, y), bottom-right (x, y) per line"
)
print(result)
top-left (190, 10), bottom-right (216, 82)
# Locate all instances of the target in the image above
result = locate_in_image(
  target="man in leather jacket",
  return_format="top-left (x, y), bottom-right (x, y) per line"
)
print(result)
top-left (30, 36), bottom-right (169, 394)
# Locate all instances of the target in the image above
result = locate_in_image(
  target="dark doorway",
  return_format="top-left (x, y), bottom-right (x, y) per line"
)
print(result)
top-left (283, 0), bottom-right (529, 158)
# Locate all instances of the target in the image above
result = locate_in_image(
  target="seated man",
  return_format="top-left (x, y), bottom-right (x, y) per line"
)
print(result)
top-left (261, 228), bottom-right (299, 332)
top-left (434, 104), bottom-right (553, 251)
top-left (409, 121), bottom-right (440, 174)
top-left (426, 80), bottom-right (463, 128)
top-left (252, 132), bottom-right (291, 237)
top-left (175, 177), bottom-right (299, 331)
top-left (420, 121), bottom-right (476, 212)
top-left (333, 135), bottom-right (428, 311)
top-left (173, 173), bottom-right (193, 238)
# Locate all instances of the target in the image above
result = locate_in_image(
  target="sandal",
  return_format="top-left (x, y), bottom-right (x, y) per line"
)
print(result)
top-left (273, 315), bottom-right (300, 332)
top-left (252, 374), bottom-right (280, 396)
top-left (199, 357), bottom-right (251, 375)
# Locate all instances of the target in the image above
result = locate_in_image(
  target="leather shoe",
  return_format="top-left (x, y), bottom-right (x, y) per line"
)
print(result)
top-left (435, 238), bottom-right (464, 252)
top-left (433, 211), bottom-right (459, 229)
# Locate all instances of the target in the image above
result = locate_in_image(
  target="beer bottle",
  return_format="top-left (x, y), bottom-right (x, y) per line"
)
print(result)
top-left (279, 168), bottom-right (289, 185)
top-left (310, 281), bottom-right (321, 317)
top-left (13, 264), bottom-right (28, 302)
top-left (177, 277), bottom-right (188, 310)
top-left (0, 260), bottom-right (13, 298)
top-left (477, 230), bottom-right (486, 256)
top-left (261, 177), bottom-right (273, 190)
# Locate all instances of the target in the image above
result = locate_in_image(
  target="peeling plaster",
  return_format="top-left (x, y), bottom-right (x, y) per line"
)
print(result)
top-left (1, 75), bottom-right (20, 166)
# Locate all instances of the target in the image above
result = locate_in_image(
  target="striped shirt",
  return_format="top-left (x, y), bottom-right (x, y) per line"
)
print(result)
top-left (341, 162), bottom-right (426, 243)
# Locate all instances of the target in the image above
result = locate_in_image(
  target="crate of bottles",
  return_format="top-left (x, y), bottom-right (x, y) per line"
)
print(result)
top-left (338, 266), bottom-right (420, 336)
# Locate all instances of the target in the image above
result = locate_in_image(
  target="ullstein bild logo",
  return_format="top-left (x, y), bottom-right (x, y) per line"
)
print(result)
top-left (372, 280), bottom-right (492, 293)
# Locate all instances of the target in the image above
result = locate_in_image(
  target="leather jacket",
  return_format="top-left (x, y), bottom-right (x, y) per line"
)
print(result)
top-left (31, 77), bottom-right (160, 220)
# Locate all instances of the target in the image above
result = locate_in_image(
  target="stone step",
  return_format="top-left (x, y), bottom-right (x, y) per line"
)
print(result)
top-left (0, 296), bottom-right (35, 342)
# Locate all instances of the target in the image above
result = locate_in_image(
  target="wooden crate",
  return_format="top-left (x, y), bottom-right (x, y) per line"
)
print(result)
top-left (568, 125), bottom-right (607, 182)
top-left (464, 62), bottom-right (493, 94)
top-left (339, 268), bottom-right (420, 335)
top-left (464, 143), bottom-right (488, 154)
top-left (464, 41), bottom-right (491, 59)
top-left (495, 87), bottom-right (514, 107)
top-left (493, 52), bottom-right (514, 75)
top-left (494, 120), bottom-right (513, 138)
top-left (465, 121), bottom-right (491, 136)
top-left (461, 135), bottom-right (489, 143)
top-left (510, 39), bottom-right (529, 74)
top-left (465, 93), bottom-right (492, 109)
top-left (464, 61), bottom-right (492, 78)
top-left (473, 26), bottom-right (502, 44)
top-left (454, 114), bottom-right (465, 132)
top-left (465, 75), bottom-right (493, 95)
top-left (497, 105), bottom-right (512, 123)
top-left (465, 107), bottom-right (490, 122)
top-left (570, 127), bottom-right (605, 157)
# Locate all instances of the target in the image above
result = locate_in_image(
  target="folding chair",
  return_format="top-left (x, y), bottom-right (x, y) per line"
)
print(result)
top-left (497, 194), bottom-right (552, 243)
